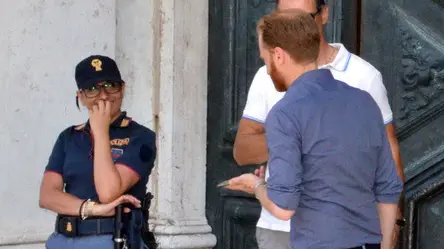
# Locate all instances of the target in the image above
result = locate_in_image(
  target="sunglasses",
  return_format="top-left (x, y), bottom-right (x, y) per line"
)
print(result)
top-left (80, 82), bottom-right (123, 98)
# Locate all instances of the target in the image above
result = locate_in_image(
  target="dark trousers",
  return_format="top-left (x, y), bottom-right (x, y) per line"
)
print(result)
top-left (348, 244), bottom-right (380, 249)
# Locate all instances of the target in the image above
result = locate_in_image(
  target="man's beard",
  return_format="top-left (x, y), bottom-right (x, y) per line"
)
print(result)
top-left (270, 61), bottom-right (287, 92)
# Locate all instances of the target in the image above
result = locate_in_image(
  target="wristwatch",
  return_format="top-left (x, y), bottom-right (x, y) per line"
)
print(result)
top-left (253, 181), bottom-right (267, 199)
top-left (396, 217), bottom-right (406, 228)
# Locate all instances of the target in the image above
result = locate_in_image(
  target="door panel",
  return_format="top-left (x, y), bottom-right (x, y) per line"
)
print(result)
top-left (361, 1), bottom-right (444, 249)
top-left (206, 1), bottom-right (276, 248)
top-left (417, 189), bottom-right (444, 249)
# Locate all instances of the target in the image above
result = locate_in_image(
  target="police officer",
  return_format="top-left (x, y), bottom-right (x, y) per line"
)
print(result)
top-left (39, 55), bottom-right (156, 249)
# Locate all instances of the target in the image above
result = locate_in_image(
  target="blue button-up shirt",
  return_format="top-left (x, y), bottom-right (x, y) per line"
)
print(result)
top-left (265, 69), bottom-right (403, 249)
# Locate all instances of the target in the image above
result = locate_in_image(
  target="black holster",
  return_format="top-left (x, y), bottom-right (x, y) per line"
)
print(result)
top-left (113, 192), bottom-right (157, 249)
top-left (113, 205), bottom-right (126, 249)
top-left (113, 206), bottom-right (142, 249)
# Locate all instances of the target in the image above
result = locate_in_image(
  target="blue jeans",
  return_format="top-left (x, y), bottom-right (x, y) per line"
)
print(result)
top-left (45, 232), bottom-right (148, 249)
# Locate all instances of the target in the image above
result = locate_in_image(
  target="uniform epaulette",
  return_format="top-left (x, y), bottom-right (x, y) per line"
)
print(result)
top-left (74, 123), bottom-right (86, 131)
top-left (120, 118), bottom-right (131, 127)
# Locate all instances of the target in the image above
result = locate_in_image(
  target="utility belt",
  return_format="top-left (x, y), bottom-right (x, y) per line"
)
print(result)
top-left (55, 208), bottom-right (144, 249)
top-left (54, 193), bottom-right (156, 249)
top-left (55, 215), bottom-right (116, 237)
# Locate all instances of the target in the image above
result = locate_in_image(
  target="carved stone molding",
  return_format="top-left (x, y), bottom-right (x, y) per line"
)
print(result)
top-left (399, 27), bottom-right (444, 123)
top-left (388, 4), bottom-right (444, 139)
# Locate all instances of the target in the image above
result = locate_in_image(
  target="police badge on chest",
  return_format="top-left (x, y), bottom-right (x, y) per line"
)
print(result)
top-left (111, 148), bottom-right (124, 162)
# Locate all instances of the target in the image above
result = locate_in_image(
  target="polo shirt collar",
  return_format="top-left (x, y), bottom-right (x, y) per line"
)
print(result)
top-left (74, 111), bottom-right (131, 131)
top-left (319, 43), bottom-right (352, 72)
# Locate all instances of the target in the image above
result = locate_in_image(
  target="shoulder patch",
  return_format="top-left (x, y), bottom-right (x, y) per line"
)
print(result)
top-left (111, 148), bottom-right (124, 161)
top-left (140, 144), bottom-right (155, 163)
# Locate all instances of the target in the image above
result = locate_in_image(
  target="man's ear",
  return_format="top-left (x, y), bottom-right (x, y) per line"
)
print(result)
top-left (273, 47), bottom-right (286, 66)
top-left (321, 6), bottom-right (329, 25)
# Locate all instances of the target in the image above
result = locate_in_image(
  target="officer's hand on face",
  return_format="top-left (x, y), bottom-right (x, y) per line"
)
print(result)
top-left (88, 100), bottom-right (112, 136)
top-left (92, 194), bottom-right (141, 217)
top-left (224, 173), bottom-right (262, 195)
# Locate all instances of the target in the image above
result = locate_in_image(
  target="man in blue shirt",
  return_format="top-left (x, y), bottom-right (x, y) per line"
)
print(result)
top-left (226, 9), bottom-right (403, 249)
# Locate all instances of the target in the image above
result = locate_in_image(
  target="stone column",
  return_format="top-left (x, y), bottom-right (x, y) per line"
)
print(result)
top-left (149, 0), bottom-right (217, 248)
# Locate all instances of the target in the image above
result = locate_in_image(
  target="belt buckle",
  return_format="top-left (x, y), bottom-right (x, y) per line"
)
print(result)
top-left (60, 217), bottom-right (78, 237)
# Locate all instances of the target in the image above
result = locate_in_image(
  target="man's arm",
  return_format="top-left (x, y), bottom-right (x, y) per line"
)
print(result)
top-left (233, 119), bottom-right (268, 165)
top-left (375, 125), bottom-right (404, 249)
top-left (226, 173), bottom-right (295, 220)
top-left (368, 70), bottom-right (407, 248)
top-left (367, 71), bottom-right (405, 228)
top-left (385, 123), bottom-right (405, 212)
top-left (265, 109), bottom-right (302, 219)
top-left (385, 123), bottom-right (405, 248)
top-left (385, 123), bottom-right (404, 182)
top-left (229, 108), bottom-right (300, 219)
top-left (377, 203), bottom-right (399, 249)
top-left (255, 183), bottom-right (295, 221)
top-left (233, 66), bottom-right (272, 166)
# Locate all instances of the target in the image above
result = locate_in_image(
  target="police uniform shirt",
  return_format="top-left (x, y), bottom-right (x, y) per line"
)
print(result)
top-left (45, 112), bottom-right (156, 201)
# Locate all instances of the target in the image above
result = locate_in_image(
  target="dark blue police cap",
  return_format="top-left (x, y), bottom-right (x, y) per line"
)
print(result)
top-left (75, 55), bottom-right (124, 89)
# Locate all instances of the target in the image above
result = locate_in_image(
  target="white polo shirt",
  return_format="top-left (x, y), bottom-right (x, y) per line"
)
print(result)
top-left (242, 43), bottom-right (393, 232)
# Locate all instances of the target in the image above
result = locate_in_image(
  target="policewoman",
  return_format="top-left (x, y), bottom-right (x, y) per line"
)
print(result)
top-left (39, 55), bottom-right (156, 249)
